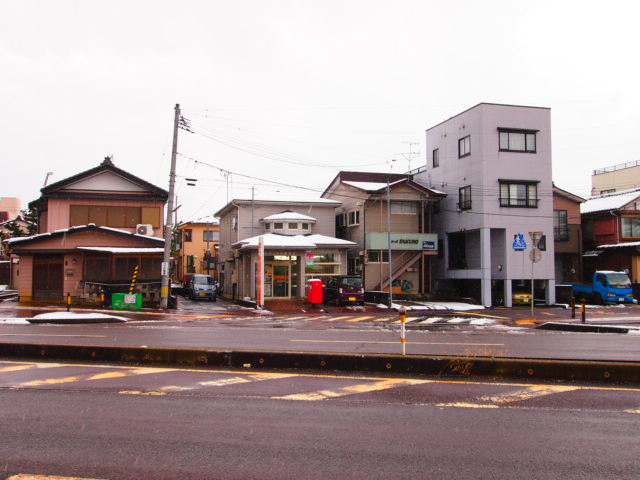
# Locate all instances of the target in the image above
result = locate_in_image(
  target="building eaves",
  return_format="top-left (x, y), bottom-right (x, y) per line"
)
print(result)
top-left (3, 224), bottom-right (165, 246)
top-left (552, 184), bottom-right (585, 204)
top-left (30, 158), bottom-right (168, 209)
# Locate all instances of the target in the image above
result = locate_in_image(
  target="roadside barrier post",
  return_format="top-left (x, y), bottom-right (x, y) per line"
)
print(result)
top-left (100, 289), bottom-right (105, 309)
top-left (399, 306), bottom-right (407, 356)
top-left (66, 292), bottom-right (71, 312)
top-left (571, 297), bottom-right (576, 319)
top-left (581, 302), bottom-right (586, 323)
top-left (129, 265), bottom-right (139, 294)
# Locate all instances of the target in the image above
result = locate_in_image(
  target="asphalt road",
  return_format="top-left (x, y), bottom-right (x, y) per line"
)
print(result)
top-left (1, 315), bottom-right (640, 361)
top-left (2, 359), bottom-right (639, 480)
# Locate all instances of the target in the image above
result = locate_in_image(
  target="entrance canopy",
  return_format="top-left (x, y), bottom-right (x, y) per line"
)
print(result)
top-left (232, 232), bottom-right (356, 251)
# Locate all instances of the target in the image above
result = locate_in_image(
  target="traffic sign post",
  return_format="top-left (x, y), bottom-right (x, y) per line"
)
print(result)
top-left (528, 232), bottom-right (543, 319)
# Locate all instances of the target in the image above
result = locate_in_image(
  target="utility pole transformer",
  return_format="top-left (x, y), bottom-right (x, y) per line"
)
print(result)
top-left (160, 103), bottom-right (180, 309)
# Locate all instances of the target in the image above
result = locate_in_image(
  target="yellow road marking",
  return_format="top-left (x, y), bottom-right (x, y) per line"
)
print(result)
top-left (199, 377), bottom-right (251, 387)
top-left (436, 402), bottom-right (500, 409)
top-left (515, 319), bottom-right (537, 325)
top-left (21, 375), bottom-right (84, 386)
top-left (290, 339), bottom-right (504, 346)
top-left (325, 316), bottom-right (352, 322)
top-left (476, 385), bottom-right (579, 404)
top-left (160, 385), bottom-right (193, 391)
top-left (274, 378), bottom-right (430, 401)
top-left (16, 366), bottom-right (174, 387)
top-left (118, 390), bottom-right (165, 396)
top-left (625, 409), bottom-right (640, 414)
top-left (346, 316), bottom-right (373, 322)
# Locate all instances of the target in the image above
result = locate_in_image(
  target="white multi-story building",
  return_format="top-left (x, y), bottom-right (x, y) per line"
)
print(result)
top-left (414, 103), bottom-right (556, 307)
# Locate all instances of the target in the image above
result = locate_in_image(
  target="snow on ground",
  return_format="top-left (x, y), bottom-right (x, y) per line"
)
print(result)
top-left (0, 318), bottom-right (30, 324)
top-left (32, 312), bottom-right (129, 321)
top-left (376, 301), bottom-right (484, 311)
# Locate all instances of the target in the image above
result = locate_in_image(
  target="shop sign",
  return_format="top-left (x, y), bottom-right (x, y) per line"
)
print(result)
top-left (366, 233), bottom-right (438, 251)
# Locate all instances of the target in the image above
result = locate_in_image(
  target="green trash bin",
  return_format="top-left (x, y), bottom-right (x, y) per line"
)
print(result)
top-left (112, 293), bottom-right (143, 311)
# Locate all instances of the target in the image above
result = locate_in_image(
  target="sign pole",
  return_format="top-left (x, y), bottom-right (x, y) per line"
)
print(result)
top-left (257, 235), bottom-right (264, 309)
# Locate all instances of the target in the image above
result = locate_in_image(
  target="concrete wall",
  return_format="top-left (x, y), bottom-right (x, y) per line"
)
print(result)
top-left (592, 165), bottom-right (640, 195)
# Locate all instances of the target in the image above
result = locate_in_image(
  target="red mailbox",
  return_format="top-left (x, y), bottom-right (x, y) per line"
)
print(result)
top-left (307, 279), bottom-right (324, 305)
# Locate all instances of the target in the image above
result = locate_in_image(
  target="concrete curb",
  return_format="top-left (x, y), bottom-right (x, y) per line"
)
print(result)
top-left (537, 322), bottom-right (634, 334)
top-left (1, 342), bottom-right (639, 384)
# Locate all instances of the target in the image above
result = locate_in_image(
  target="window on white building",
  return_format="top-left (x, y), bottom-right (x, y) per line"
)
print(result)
top-left (499, 180), bottom-right (538, 208)
top-left (458, 135), bottom-right (470, 158)
top-left (458, 185), bottom-right (472, 210)
top-left (432, 148), bottom-right (439, 168)
top-left (498, 128), bottom-right (537, 153)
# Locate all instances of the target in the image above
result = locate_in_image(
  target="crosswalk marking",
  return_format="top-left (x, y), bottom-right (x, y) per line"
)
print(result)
top-left (2, 361), bottom-right (639, 411)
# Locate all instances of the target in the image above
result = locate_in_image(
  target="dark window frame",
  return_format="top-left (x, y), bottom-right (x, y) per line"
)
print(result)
top-left (458, 185), bottom-right (472, 210)
top-left (498, 127), bottom-right (538, 153)
top-left (458, 135), bottom-right (471, 158)
top-left (554, 210), bottom-right (569, 241)
top-left (432, 148), bottom-right (439, 168)
top-left (499, 179), bottom-right (539, 208)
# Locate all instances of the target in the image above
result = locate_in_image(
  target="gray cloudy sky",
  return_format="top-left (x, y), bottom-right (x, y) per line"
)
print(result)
top-left (3, 0), bottom-right (639, 222)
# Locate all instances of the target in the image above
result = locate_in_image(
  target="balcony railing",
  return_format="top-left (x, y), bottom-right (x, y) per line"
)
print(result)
top-left (499, 198), bottom-right (539, 208)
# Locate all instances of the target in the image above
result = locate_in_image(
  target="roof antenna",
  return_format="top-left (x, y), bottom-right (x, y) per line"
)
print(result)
top-left (43, 172), bottom-right (53, 186)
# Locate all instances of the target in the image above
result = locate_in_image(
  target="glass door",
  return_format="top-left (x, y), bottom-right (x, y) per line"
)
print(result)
top-left (273, 264), bottom-right (290, 297)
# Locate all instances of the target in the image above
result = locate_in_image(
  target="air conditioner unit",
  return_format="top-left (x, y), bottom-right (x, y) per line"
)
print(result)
top-left (136, 224), bottom-right (154, 235)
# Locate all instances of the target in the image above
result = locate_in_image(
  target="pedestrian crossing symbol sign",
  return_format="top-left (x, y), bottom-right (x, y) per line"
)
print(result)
top-left (513, 233), bottom-right (527, 251)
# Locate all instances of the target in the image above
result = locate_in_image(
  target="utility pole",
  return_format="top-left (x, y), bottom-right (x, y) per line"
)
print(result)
top-left (160, 103), bottom-right (180, 309)
top-left (387, 177), bottom-right (393, 308)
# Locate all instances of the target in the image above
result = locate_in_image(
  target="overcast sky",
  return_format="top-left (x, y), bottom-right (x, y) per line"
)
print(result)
top-left (3, 0), bottom-right (639, 222)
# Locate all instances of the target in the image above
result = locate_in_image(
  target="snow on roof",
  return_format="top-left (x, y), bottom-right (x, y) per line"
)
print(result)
top-left (77, 247), bottom-right (165, 254)
top-left (581, 188), bottom-right (640, 214)
top-left (261, 211), bottom-right (317, 222)
top-left (233, 232), bottom-right (356, 249)
top-left (597, 242), bottom-right (640, 249)
top-left (412, 179), bottom-right (446, 196)
top-left (3, 224), bottom-right (164, 244)
top-left (342, 180), bottom-right (405, 192)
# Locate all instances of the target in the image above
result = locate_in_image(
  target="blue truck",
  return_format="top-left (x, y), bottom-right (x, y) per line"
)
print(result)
top-left (571, 271), bottom-right (636, 304)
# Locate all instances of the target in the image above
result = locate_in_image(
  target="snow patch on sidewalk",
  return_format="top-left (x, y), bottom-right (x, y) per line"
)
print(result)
top-left (0, 318), bottom-right (30, 324)
top-left (32, 312), bottom-right (129, 322)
